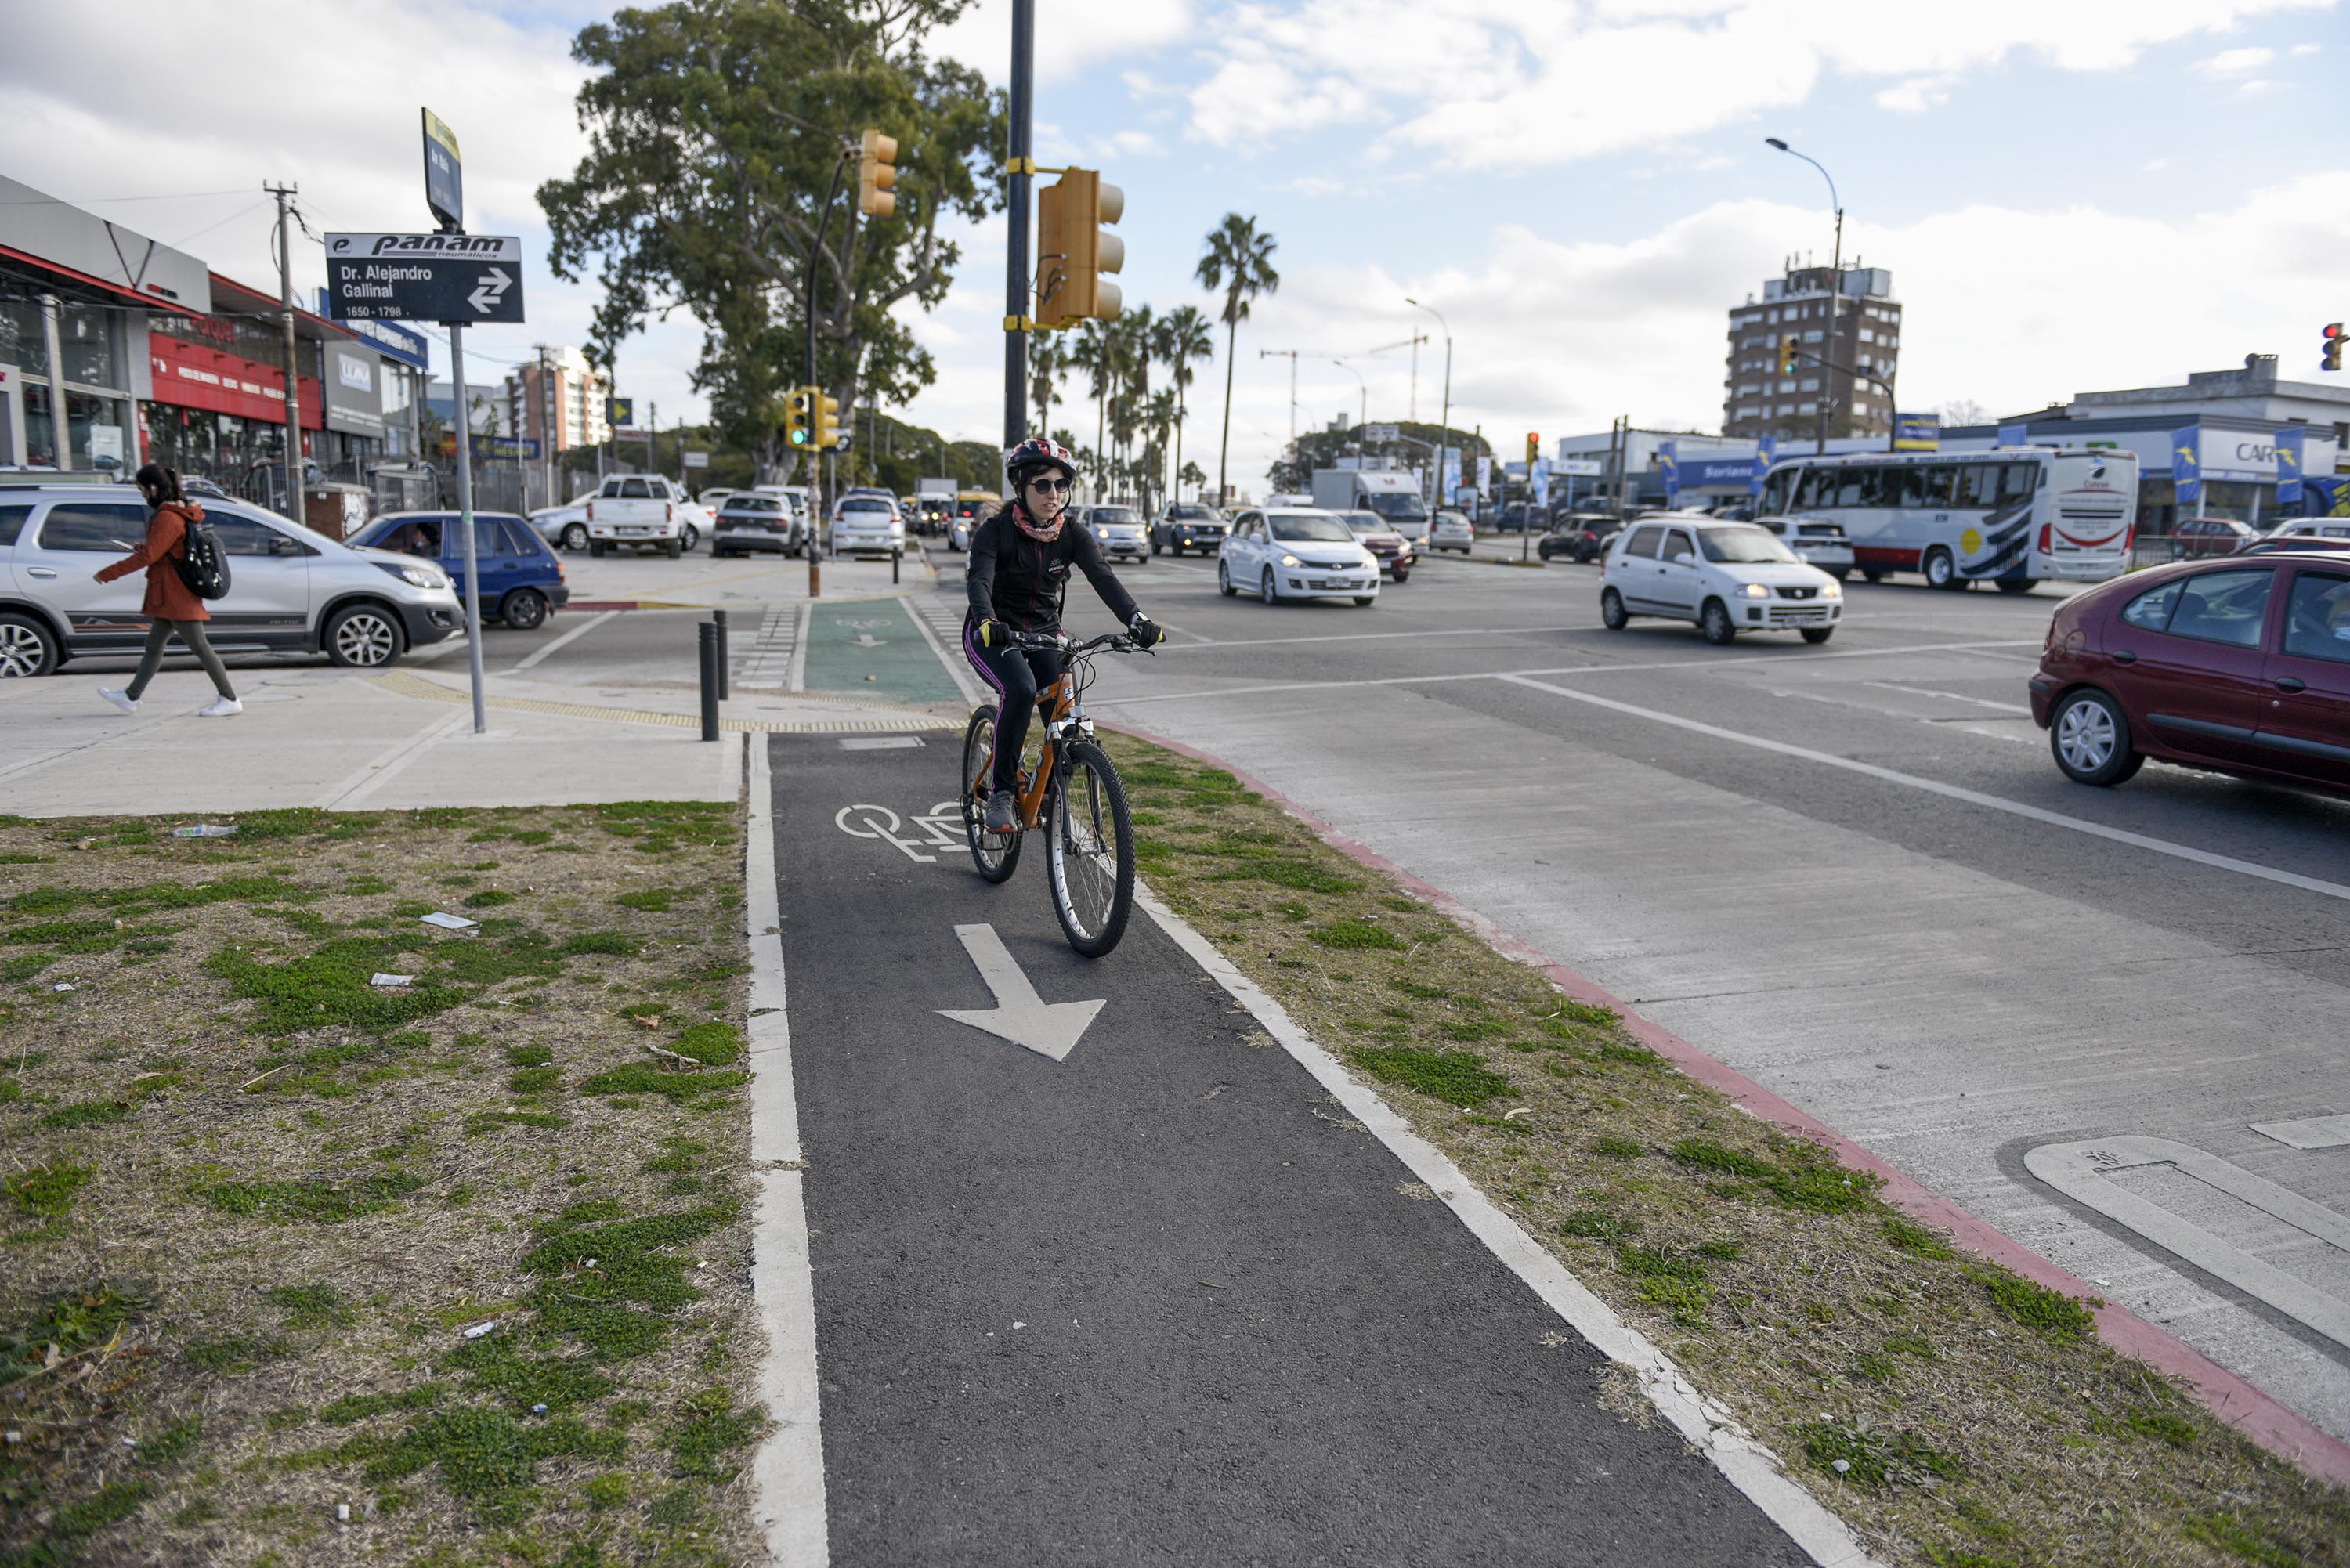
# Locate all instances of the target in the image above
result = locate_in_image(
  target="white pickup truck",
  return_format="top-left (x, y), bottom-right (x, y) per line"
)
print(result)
top-left (584, 475), bottom-right (707, 558)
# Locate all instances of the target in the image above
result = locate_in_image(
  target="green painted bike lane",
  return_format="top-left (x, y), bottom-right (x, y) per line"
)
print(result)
top-left (801, 600), bottom-right (964, 703)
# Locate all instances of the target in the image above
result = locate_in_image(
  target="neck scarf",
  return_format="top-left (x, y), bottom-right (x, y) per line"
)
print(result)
top-left (1011, 497), bottom-right (1064, 544)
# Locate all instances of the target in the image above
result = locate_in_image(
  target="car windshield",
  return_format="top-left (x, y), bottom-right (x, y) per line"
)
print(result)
top-left (1698, 526), bottom-right (1799, 565)
top-left (1365, 493), bottom-right (1427, 523)
top-left (1094, 508), bottom-right (1142, 526)
top-left (1170, 505), bottom-right (1215, 520)
top-left (1268, 511), bottom-right (1356, 542)
top-left (1341, 512), bottom-right (1385, 533)
top-left (1436, 512), bottom-right (1467, 526)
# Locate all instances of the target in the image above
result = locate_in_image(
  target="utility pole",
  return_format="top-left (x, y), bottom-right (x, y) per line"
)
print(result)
top-left (1260, 349), bottom-right (1299, 441)
top-left (267, 182), bottom-right (302, 522)
top-left (1004, 0), bottom-right (1035, 456)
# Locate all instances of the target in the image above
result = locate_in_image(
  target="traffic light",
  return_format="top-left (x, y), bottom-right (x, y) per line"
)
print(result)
top-left (1035, 168), bottom-right (1123, 326)
top-left (1525, 432), bottom-right (1539, 465)
top-left (1777, 334), bottom-right (1799, 375)
top-left (858, 128), bottom-right (897, 218)
top-left (814, 391), bottom-right (841, 450)
top-left (2325, 322), bottom-right (2345, 373)
top-left (784, 387), bottom-right (812, 449)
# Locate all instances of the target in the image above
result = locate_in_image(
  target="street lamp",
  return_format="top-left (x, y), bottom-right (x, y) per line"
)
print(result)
top-left (1404, 297), bottom-right (1451, 511)
top-left (1765, 138), bottom-right (1845, 457)
top-left (1329, 359), bottom-right (1367, 451)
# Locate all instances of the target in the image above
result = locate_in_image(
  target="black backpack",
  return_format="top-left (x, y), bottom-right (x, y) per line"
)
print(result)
top-left (170, 510), bottom-right (232, 602)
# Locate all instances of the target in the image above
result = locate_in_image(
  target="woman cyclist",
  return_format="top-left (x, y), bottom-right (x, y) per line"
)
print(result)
top-left (965, 436), bottom-right (1162, 833)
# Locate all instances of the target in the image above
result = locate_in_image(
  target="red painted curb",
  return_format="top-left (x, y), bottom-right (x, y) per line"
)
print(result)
top-left (1103, 717), bottom-right (2350, 1488)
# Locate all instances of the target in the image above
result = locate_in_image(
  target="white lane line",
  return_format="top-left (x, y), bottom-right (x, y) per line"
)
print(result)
top-left (901, 594), bottom-right (987, 706)
top-left (512, 609), bottom-right (620, 672)
top-left (1150, 624), bottom-right (1587, 652)
top-left (1866, 681), bottom-right (2034, 714)
top-left (1097, 639), bottom-right (2043, 707)
top-left (787, 602), bottom-right (813, 692)
top-left (1133, 883), bottom-right (1882, 1568)
top-left (1498, 673), bottom-right (2350, 905)
top-left (405, 634), bottom-right (472, 663)
top-left (744, 737), bottom-right (829, 1568)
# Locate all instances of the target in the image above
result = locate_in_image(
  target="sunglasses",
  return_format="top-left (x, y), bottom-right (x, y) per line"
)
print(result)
top-left (1026, 476), bottom-right (1073, 494)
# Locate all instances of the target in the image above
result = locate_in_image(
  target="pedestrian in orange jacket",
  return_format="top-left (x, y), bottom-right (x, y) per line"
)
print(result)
top-left (93, 464), bottom-right (240, 716)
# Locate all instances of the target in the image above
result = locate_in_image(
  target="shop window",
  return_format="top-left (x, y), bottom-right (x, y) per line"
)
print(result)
top-left (0, 298), bottom-right (47, 376)
top-left (59, 305), bottom-right (118, 388)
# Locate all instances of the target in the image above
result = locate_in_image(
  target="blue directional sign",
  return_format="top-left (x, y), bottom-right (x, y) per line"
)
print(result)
top-left (324, 233), bottom-right (526, 326)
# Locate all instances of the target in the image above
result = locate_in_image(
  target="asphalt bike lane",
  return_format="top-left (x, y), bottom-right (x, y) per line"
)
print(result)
top-left (767, 732), bottom-right (1814, 1566)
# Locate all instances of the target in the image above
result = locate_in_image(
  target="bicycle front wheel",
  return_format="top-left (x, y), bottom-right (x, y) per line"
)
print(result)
top-left (1046, 739), bottom-right (1135, 956)
top-left (962, 705), bottom-right (1020, 883)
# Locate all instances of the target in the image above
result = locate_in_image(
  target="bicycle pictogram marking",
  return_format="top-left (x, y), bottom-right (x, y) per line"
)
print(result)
top-left (834, 801), bottom-right (967, 864)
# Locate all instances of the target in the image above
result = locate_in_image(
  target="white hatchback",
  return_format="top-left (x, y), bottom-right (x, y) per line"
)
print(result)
top-left (1217, 507), bottom-right (1380, 606)
top-left (1601, 518), bottom-right (1842, 645)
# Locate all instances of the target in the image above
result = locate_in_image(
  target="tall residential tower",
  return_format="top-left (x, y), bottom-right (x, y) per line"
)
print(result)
top-left (1723, 262), bottom-right (1901, 443)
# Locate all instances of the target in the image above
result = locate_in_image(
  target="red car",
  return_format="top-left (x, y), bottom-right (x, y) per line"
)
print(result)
top-left (2170, 517), bottom-right (2258, 558)
top-left (2030, 551), bottom-right (2350, 793)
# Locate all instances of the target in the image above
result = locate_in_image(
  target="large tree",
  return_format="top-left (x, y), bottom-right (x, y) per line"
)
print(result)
top-left (538, 0), bottom-right (1004, 482)
top-left (1155, 304), bottom-right (1214, 502)
top-left (1195, 214), bottom-right (1279, 504)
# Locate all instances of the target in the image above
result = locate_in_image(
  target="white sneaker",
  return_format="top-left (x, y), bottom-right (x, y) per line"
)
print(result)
top-left (99, 688), bottom-right (138, 714)
top-left (197, 697), bottom-right (244, 717)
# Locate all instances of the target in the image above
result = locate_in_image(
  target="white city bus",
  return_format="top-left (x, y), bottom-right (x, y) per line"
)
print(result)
top-left (1755, 448), bottom-right (2138, 591)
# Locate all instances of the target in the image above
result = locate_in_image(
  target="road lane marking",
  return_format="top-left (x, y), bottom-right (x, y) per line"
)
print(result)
top-left (1095, 639), bottom-right (2044, 707)
top-left (2026, 1137), bottom-right (2350, 1352)
top-left (2252, 1115), bottom-right (2350, 1151)
top-left (1149, 624), bottom-right (1588, 652)
top-left (1866, 681), bottom-right (2034, 714)
top-left (1132, 881), bottom-right (1882, 1567)
top-left (512, 609), bottom-right (618, 671)
top-left (1497, 674), bottom-right (2350, 905)
top-left (936, 923), bottom-right (1104, 1062)
top-left (901, 594), bottom-right (988, 706)
top-left (745, 739), bottom-right (828, 1568)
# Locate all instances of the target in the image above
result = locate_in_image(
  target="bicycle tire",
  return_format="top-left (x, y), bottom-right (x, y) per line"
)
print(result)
top-left (962, 705), bottom-right (1020, 883)
top-left (1045, 739), bottom-right (1135, 957)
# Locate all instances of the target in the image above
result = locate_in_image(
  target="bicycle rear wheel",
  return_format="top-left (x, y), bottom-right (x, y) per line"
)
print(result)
top-left (1046, 739), bottom-right (1134, 956)
top-left (962, 705), bottom-right (1020, 883)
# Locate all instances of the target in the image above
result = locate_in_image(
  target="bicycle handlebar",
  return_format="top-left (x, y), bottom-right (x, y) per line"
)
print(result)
top-left (1007, 630), bottom-right (1142, 655)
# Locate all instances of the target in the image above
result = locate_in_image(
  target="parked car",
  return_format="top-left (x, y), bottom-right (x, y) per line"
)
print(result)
top-left (584, 475), bottom-right (695, 558)
top-left (1753, 514), bottom-right (1856, 580)
top-left (530, 498), bottom-right (592, 553)
top-left (1600, 517), bottom-right (1843, 645)
top-left (1541, 512), bottom-right (1624, 564)
top-left (1429, 509), bottom-right (1475, 554)
top-left (1337, 510), bottom-right (1414, 581)
top-left (830, 493), bottom-right (904, 555)
top-left (711, 492), bottom-right (807, 558)
top-left (2243, 534), bottom-right (2350, 557)
top-left (0, 481), bottom-right (462, 676)
top-left (350, 511), bottom-right (569, 631)
top-left (1152, 501), bottom-right (1227, 557)
top-left (697, 487), bottom-right (738, 512)
top-left (1494, 502), bottom-right (1542, 534)
top-left (2031, 550), bottom-right (2350, 797)
top-left (1217, 506), bottom-right (1379, 606)
top-left (1083, 505), bottom-right (1150, 564)
top-left (2172, 517), bottom-right (2258, 558)
top-left (2261, 518), bottom-right (2350, 544)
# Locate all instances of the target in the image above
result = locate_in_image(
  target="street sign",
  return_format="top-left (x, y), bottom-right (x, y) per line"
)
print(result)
top-left (1365, 422), bottom-right (1399, 444)
top-left (323, 233), bottom-right (525, 325)
top-left (422, 109), bottom-right (463, 231)
top-left (1553, 459), bottom-right (1603, 477)
top-left (471, 434), bottom-right (540, 461)
top-left (683, 450), bottom-right (710, 469)
top-left (606, 396), bottom-right (635, 427)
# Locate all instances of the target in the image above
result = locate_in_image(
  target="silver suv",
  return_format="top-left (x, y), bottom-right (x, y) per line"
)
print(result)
top-left (0, 482), bottom-right (463, 677)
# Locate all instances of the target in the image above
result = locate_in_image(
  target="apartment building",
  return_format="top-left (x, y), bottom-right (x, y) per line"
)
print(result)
top-left (1722, 262), bottom-right (1902, 443)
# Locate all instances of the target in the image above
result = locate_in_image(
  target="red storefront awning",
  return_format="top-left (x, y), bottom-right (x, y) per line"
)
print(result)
top-left (147, 330), bottom-right (323, 429)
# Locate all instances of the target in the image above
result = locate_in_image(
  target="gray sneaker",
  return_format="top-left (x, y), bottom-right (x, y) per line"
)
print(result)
top-left (983, 789), bottom-right (1018, 833)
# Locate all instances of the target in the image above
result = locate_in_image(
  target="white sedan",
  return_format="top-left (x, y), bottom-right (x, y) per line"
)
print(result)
top-left (1217, 506), bottom-right (1381, 606)
top-left (1601, 518), bottom-right (1842, 645)
top-left (1429, 509), bottom-right (1474, 554)
top-left (831, 494), bottom-right (906, 555)
top-left (530, 500), bottom-right (593, 553)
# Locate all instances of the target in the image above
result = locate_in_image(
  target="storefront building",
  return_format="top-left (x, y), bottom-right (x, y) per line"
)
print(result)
top-left (140, 306), bottom-right (322, 486)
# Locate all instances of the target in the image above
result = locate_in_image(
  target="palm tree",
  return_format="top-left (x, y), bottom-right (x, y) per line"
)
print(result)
top-left (1029, 331), bottom-right (1064, 438)
top-left (1156, 304), bottom-right (1215, 501)
top-left (1195, 214), bottom-right (1279, 504)
top-left (1066, 321), bottom-right (1112, 496)
top-left (1146, 388), bottom-right (1178, 512)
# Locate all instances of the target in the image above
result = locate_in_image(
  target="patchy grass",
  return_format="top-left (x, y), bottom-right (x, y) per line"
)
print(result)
top-left (1101, 731), bottom-right (2350, 1568)
top-left (0, 802), bottom-right (761, 1567)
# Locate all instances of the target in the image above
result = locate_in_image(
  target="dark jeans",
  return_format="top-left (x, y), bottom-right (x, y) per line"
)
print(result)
top-left (963, 626), bottom-right (1062, 795)
top-left (126, 619), bottom-right (235, 702)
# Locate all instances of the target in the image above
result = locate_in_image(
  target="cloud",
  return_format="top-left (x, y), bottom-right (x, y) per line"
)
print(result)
top-left (2237, 78), bottom-right (2280, 93)
top-left (2196, 45), bottom-right (2277, 71)
top-left (1177, 0), bottom-right (2333, 166)
top-left (932, 0), bottom-right (1194, 85)
top-left (2291, 40), bottom-right (2324, 54)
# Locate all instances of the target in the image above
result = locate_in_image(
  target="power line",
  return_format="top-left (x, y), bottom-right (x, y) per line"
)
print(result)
top-left (0, 186), bottom-right (255, 206)
top-left (171, 198), bottom-right (270, 249)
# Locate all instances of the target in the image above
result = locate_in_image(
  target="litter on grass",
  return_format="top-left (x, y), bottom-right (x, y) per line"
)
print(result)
top-left (370, 973), bottom-right (414, 988)
top-left (173, 824), bottom-right (239, 839)
top-left (418, 912), bottom-right (479, 931)
top-left (461, 1320), bottom-right (498, 1339)
top-left (51, 983), bottom-right (74, 993)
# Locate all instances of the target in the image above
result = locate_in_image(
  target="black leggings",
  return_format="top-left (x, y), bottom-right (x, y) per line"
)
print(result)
top-left (963, 627), bottom-right (1062, 794)
top-left (126, 619), bottom-right (235, 702)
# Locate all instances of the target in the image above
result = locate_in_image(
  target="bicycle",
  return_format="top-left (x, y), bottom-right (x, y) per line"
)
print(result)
top-left (960, 629), bottom-right (1148, 957)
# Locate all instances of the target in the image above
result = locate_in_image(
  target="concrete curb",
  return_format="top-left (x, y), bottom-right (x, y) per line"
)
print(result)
top-left (1100, 717), bottom-right (2350, 1490)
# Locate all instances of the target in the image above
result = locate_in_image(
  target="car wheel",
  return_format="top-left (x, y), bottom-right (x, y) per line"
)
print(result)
top-left (1699, 598), bottom-right (1737, 645)
top-left (1260, 566), bottom-right (1278, 604)
top-left (589, 541), bottom-right (607, 558)
top-left (1923, 547), bottom-right (1961, 590)
top-left (1150, 533), bottom-right (1162, 555)
top-left (324, 603), bottom-right (405, 669)
top-left (2051, 688), bottom-right (2140, 786)
top-left (499, 588), bottom-right (549, 631)
top-left (1860, 567), bottom-right (1885, 583)
top-left (1800, 626), bottom-right (1835, 645)
top-left (680, 524), bottom-right (700, 552)
top-left (1996, 577), bottom-right (2037, 595)
top-left (1218, 561), bottom-right (1236, 598)
top-left (0, 612), bottom-right (61, 677)
top-left (665, 539), bottom-right (684, 560)
top-left (560, 522), bottom-right (588, 551)
top-left (1600, 587), bottom-right (1628, 630)
top-left (1826, 566), bottom-right (1849, 581)
top-left (1390, 568), bottom-right (1409, 584)
top-left (1170, 540), bottom-right (1184, 557)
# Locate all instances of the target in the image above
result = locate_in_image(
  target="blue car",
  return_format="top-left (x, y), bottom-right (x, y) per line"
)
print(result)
top-left (350, 511), bottom-right (570, 630)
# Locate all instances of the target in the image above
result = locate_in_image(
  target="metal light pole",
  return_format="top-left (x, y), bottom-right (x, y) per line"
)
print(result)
top-left (1406, 298), bottom-right (1451, 511)
top-left (1766, 138), bottom-right (1842, 457)
top-left (1329, 360), bottom-right (1367, 452)
top-left (268, 182), bottom-right (304, 521)
top-left (1003, 0), bottom-right (1034, 454)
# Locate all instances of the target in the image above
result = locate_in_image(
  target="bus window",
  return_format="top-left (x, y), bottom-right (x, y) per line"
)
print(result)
top-left (1900, 467), bottom-right (1952, 508)
top-left (1998, 463), bottom-right (2038, 502)
top-left (1793, 469), bottom-right (1835, 511)
top-left (1833, 467), bottom-right (1890, 508)
top-left (1954, 464), bottom-right (1999, 508)
top-left (1759, 471), bottom-right (1791, 515)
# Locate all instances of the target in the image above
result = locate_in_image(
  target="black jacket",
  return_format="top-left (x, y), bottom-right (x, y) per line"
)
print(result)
top-left (965, 507), bottom-right (1139, 633)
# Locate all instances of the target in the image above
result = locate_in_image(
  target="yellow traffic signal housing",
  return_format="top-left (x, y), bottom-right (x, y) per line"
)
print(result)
top-left (1036, 168), bottom-right (1123, 325)
top-left (814, 391), bottom-right (841, 450)
top-left (1777, 334), bottom-right (1799, 375)
top-left (1525, 432), bottom-right (1539, 465)
top-left (2325, 322), bottom-right (2345, 373)
top-left (785, 387), bottom-right (812, 449)
top-left (859, 129), bottom-right (898, 218)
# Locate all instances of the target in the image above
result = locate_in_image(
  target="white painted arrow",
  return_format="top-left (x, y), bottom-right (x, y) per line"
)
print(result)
top-left (468, 267), bottom-right (512, 314)
top-left (936, 923), bottom-right (1103, 1062)
top-left (852, 633), bottom-right (885, 648)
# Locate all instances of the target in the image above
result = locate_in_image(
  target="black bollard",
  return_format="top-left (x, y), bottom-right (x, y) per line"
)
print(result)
top-left (891, 545), bottom-right (902, 585)
top-left (697, 622), bottom-right (720, 742)
top-left (711, 609), bottom-right (730, 700)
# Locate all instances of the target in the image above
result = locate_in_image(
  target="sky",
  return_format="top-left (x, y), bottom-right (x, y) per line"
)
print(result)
top-left (5, 0), bottom-right (2345, 496)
